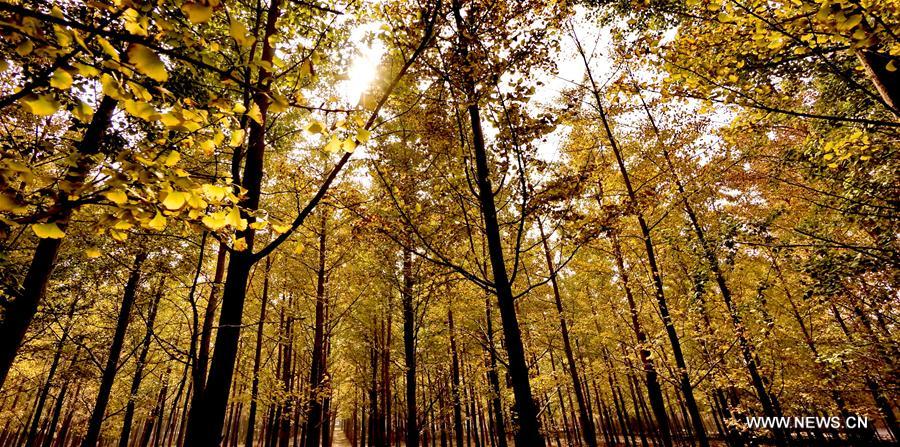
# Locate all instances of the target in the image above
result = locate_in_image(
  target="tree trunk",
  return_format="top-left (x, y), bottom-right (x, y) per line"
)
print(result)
top-left (402, 246), bottom-right (418, 447)
top-left (538, 221), bottom-right (598, 447)
top-left (574, 35), bottom-right (708, 447)
top-left (304, 213), bottom-right (329, 447)
top-left (448, 310), bottom-right (465, 447)
top-left (0, 95), bottom-right (117, 389)
top-left (484, 297), bottom-right (507, 447)
top-left (81, 251), bottom-right (148, 447)
top-left (118, 277), bottom-right (164, 447)
top-left (246, 258), bottom-right (271, 447)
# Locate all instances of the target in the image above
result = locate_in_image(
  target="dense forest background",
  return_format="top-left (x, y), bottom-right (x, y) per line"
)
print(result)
top-left (0, 0), bottom-right (897, 446)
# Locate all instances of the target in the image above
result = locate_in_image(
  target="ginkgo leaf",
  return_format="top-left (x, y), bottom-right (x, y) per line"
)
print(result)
top-left (164, 151), bottom-right (182, 166)
top-left (230, 19), bottom-right (256, 48)
top-left (272, 223), bottom-right (292, 234)
top-left (249, 219), bottom-right (268, 230)
top-left (230, 129), bottom-right (245, 147)
top-left (162, 191), bottom-right (187, 210)
top-left (294, 243), bottom-right (304, 254)
top-left (305, 120), bottom-right (324, 133)
top-left (146, 211), bottom-right (167, 231)
top-left (182, 2), bottom-right (213, 24)
top-left (32, 223), bottom-right (66, 239)
top-left (355, 128), bottom-right (371, 144)
top-left (104, 190), bottom-right (128, 205)
top-left (73, 100), bottom-right (94, 122)
top-left (887, 60), bottom-right (898, 72)
top-left (226, 206), bottom-right (248, 230)
top-left (97, 36), bottom-right (119, 61)
top-left (127, 44), bottom-right (168, 82)
top-left (21, 95), bottom-right (60, 116)
top-left (85, 248), bottom-right (102, 258)
top-left (50, 68), bottom-right (73, 89)
top-left (233, 236), bottom-right (248, 251)
top-left (342, 138), bottom-right (357, 153)
top-left (246, 103), bottom-right (263, 124)
top-left (202, 184), bottom-right (227, 202)
top-left (323, 137), bottom-right (342, 153)
top-left (16, 40), bottom-right (33, 56)
top-left (202, 211), bottom-right (227, 230)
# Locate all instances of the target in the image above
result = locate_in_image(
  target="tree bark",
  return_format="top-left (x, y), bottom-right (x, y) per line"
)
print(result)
top-left (538, 221), bottom-right (598, 447)
top-left (304, 213), bottom-right (329, 447)
top-left (245, 257), bottom-right (271, 447)
top-left (81, 251), bottom-right (147, 447)
top-left (0, 95), bottom-right (117, 389)
top-left (402, 247), bottom-right (419, 447)
top-left (118, 277), bottom-right (164, 447)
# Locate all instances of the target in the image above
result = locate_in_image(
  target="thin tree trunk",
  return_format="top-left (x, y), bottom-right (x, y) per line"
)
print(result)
top-left (402, 247), bottom-right (418, 447)
top-left (574, 34), bottom-right (708, 447)
top-left (304, 213), bottom-right (329, 447)
top-left (82, 251), bottom-right (148, 447)
top-left (119, 278), bottom-right (164, 447)
top-left (539, 221), bottom-right (598, 447)
top-left (448, 310), bottom-right (465, 447)
top-left (245, 257), bottom-right (271, 447)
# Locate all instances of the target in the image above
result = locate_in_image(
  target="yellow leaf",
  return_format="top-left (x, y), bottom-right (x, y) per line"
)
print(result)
top-left (97, 36), bottom-right (119, 61)
top-left (355, 128), bottom-right (371, 144)
top-left (230, 19), bottom-right (256, 48)
top-left (16, 40), bottom-right (33, 56)
top-left (305, 120), bottom-right (324, 133)
top-left (272, 223), bottom-right (291, 234)
top-left (50, 68), bottom-right (73, 89)
top-left (73, 100), bottom-right (94, 122)
top-left (202, 184), bottom-right (227, 202)
top-left (323, 137), bottom-right (341, 153)
top-left (146, 211), bottom-right (167, 231)
top-left (233, 236), bottom-right (248, 251)
top-left (103, 190), bottom-right (128, 205)
top-left (246, 103), bottom-right (263, 124)
top-left (21, 95), bottom-right (60, 116)
top-left (342, 138), bottom-right (357, 153)
top-left (226, 206), bottom-right (248, 230)
top-left (293, 243), bottom-right (304, 254)
top-left (182, 2), bottom-right (213, 24)
top-left (85, 248), bottom-right (102, 258)
top-left (229, 129), bottom-right (245, 147)
top-left (202, 211), bottom-right (227, 230)
top-left (162, 191), bottom-right (187, 210)
top-left (32, 222), bottom-right (66, 239)
top-left (0, 194), bottom-right (18, 212)
top-left (123, 99), bottom-right (158, 121)
top-left (249, 219), bottom-right (268, 230)
top-left (127, 44), bottom-right (168, 82)
top-left (164, 150), bottom-right (181, 166)
top-left (887, 60), bottom-right (898, 72)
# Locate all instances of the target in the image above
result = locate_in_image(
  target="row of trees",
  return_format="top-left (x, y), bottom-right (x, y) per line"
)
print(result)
top-left (0, 0), bottom-right (896, 446)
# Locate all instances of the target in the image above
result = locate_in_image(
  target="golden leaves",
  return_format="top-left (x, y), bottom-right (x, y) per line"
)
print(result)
top-left (50, 68), bottom-right (73, 90)
top-left (127, 44), bottom-right (168, 82)
top-left (182, 3), bottom-right (213, 24)
top-left (21, 95), bottom-right (59, 116)
top-left (32, 223), bottom-right (66, 239)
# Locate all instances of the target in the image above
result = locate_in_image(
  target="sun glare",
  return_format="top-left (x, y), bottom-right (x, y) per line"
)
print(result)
top-left (339, 38), bottom-right (386, 105)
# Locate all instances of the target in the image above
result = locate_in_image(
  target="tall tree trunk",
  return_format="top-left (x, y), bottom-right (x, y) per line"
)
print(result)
top-left (0, 95), bottom-right (117, 389)
top-left (190, 241), bottom-right (227, 415)
top-left (573, 34), bottom-right (708, 447)
top-left (304, 213), bottom-right (329, 447)
top-left (278, 295), bottom-right (295, 447)
top-left (184, 1), bottom-right (282, 444)
top-left (610, 233), bottom-right (672, 447)
top-left (483, 297), bottom-right (508, 447)
top-left (40, 349), bottom-right (80, 447)
top-left (538, 221), bottom-right (598, 447)
top-left (25, 295), bottom-right (78, 447)
top-left (448, 310), bottom-right (465, 447)
top-left (81, 251), bottom-right (147, 447)
top-left (402, 246), bottom-right (418, 447)
top-left (118, 278), bottom-right (164, 447)
top-left (448, 2), bottom-right (544, 444)
top-left (246, 258), bottom-right (271, 447)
